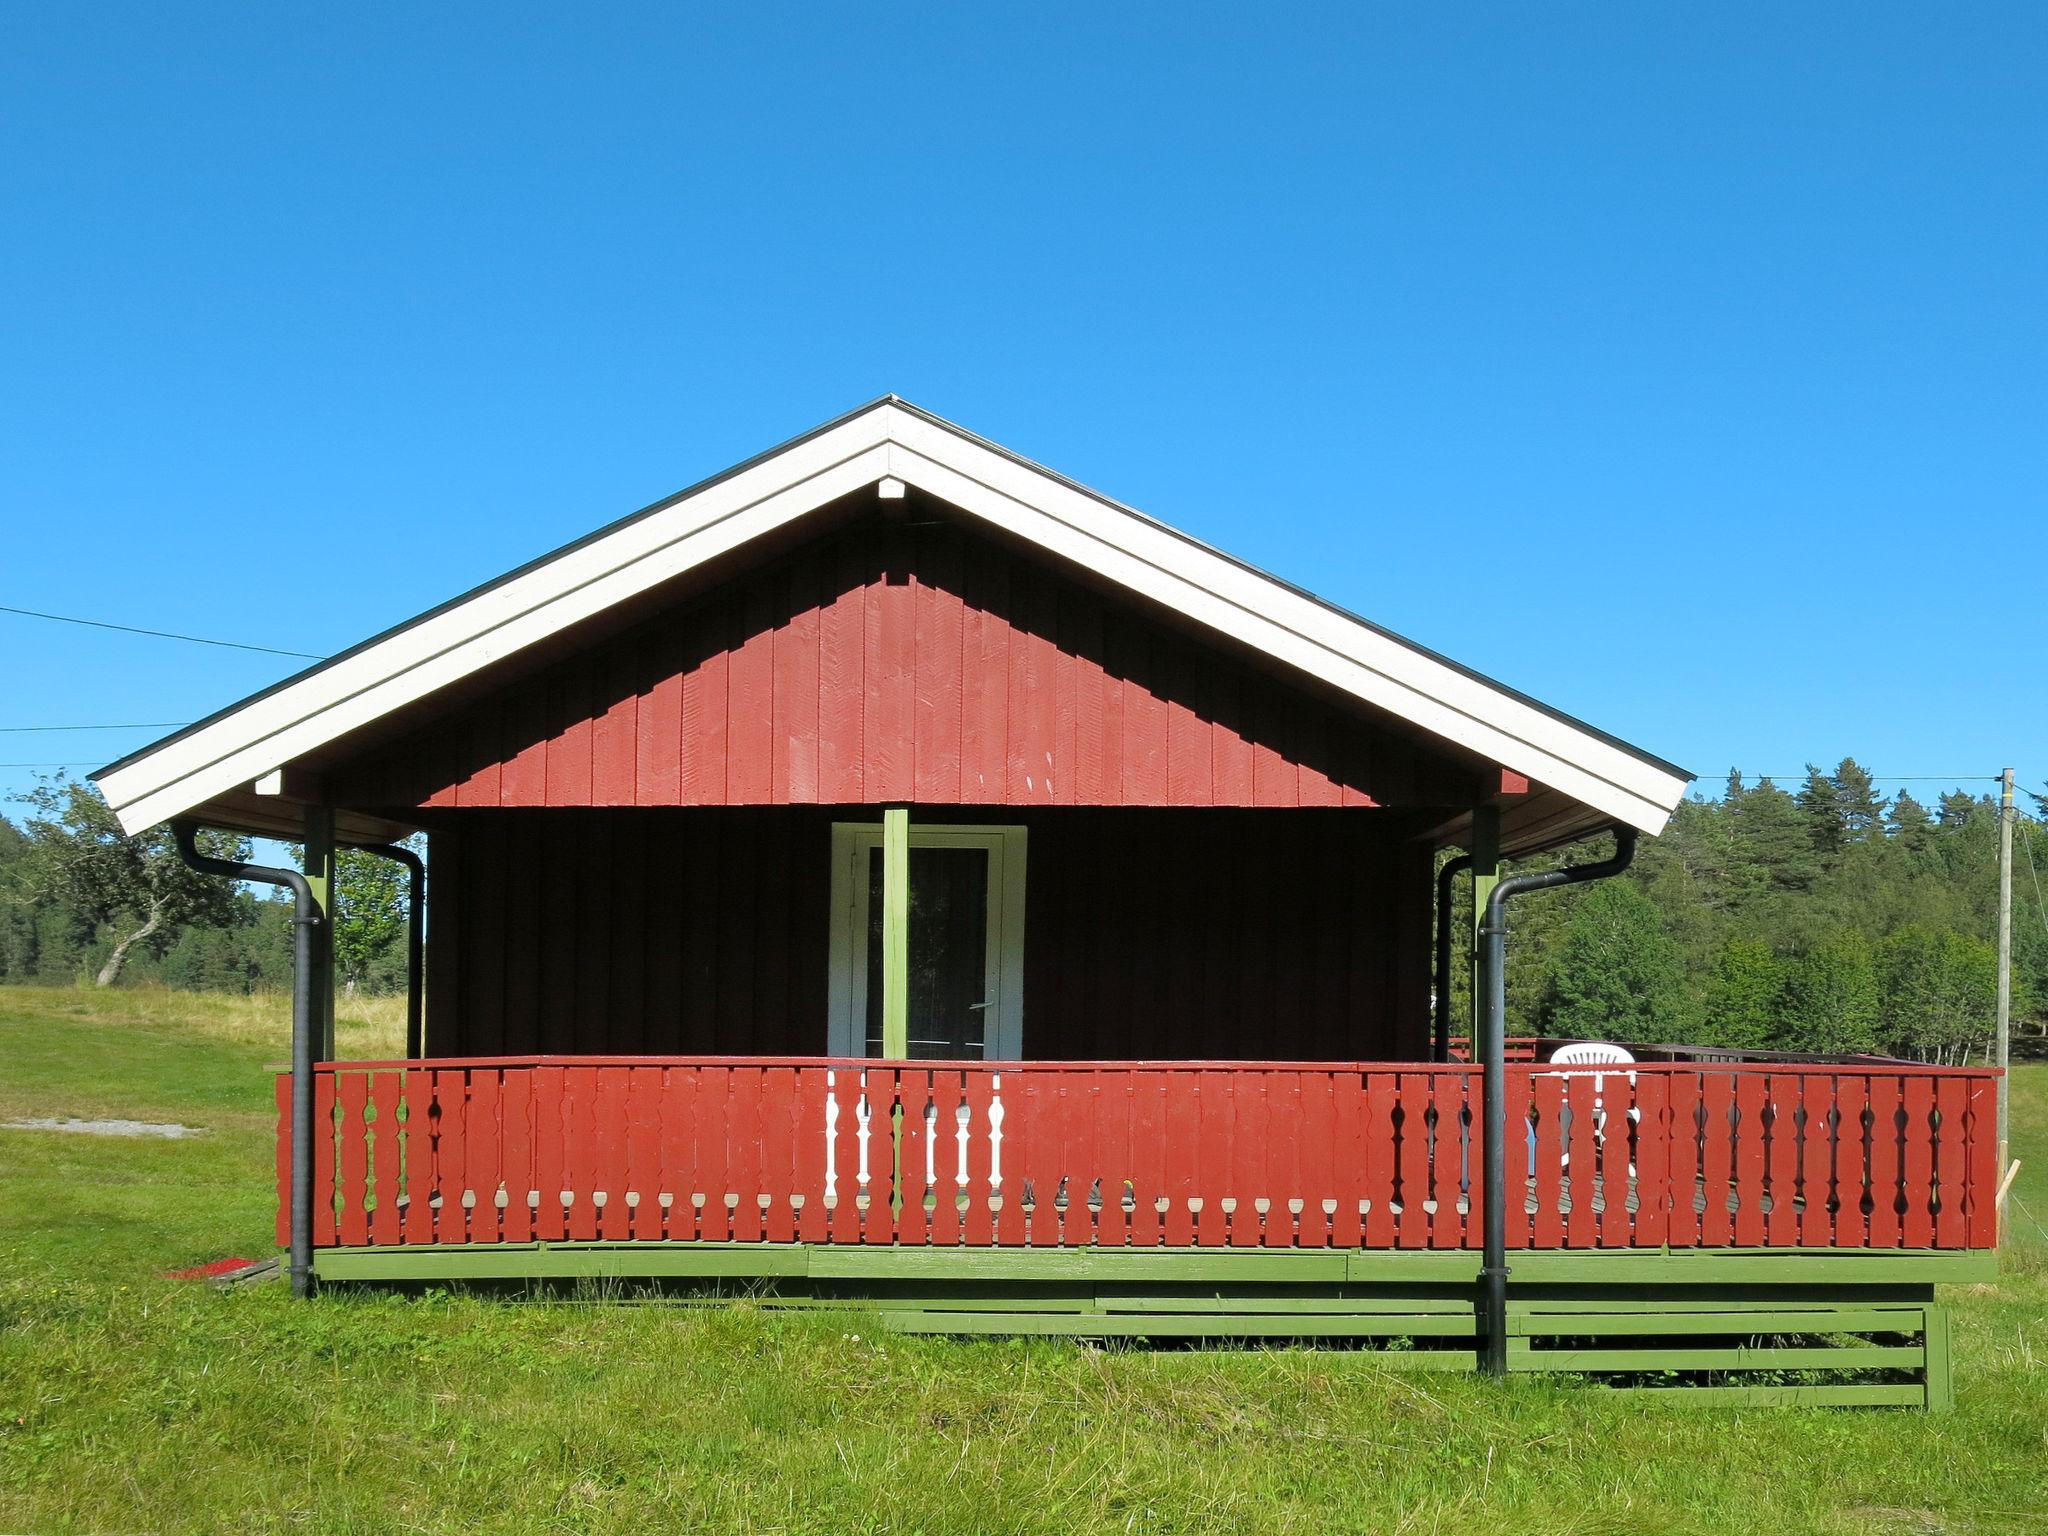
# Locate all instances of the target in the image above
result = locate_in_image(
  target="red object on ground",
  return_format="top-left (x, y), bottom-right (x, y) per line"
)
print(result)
top-left (164, 1256), bottom-right (258, 1281)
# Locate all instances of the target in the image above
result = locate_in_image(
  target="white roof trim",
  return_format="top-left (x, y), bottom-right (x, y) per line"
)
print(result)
top-left (95, 400), bottom-right (1691, 836)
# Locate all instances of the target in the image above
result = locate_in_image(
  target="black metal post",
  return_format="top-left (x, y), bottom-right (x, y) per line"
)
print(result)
top-left (348, 841), bottom-right (426, 1058)
top-left (1432, 853), bottom-right (1472, 1063)
top-left (172, 821), bottom-right (323, 1298)
top-left (1475, 826), bottom-right (1637, 1377)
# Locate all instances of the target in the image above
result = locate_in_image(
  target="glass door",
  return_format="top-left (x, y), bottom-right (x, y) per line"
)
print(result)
top-left (828, 824), bottom-right (1027, 1060)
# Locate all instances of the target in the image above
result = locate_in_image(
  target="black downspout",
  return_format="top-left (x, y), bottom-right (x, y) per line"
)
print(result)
top-left (1476, 826), bottom-right (1638, 1377)
top-left (347, 842), bottom-right (425, 1059)
top-left (1431, 854), bottom-right (1472, 1064)
top-left (172, 820), bottom-right (323, 1299)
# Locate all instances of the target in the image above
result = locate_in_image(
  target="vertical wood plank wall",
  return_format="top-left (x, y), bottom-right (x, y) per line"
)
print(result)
top-left (329, 518), bottom-right (1484, 813)
top-left (424, 807), bottom-right (1433, 1062)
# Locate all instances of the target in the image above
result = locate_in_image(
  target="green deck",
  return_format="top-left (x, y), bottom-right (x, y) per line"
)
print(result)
top-left (314, 1242), bottom-right (1980, 1409)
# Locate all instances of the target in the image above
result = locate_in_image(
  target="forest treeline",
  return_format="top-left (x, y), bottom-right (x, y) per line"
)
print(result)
top-left (2, 763), bottom-right (2043, 1061)
top-left (1462, 761), bottom-right (2046, 1062)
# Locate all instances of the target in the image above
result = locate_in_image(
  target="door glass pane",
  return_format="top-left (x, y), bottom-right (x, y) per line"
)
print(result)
top-left (865, 845), bottom-right (992, 1058)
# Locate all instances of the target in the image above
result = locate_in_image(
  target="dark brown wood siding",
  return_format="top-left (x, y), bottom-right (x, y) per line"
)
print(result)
top-left (1018, 811), bottom-right (1433, 1061)
top-left (424, 807), bottom-right (834, 1058)
top-left (334, 519), bottom-right (1482, 813)
top-left (424, 808), bottom-right (1432, 1062)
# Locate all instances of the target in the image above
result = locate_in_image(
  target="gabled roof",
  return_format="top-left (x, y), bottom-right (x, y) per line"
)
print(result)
top-left (94, 397), bottom-right (1693, 839)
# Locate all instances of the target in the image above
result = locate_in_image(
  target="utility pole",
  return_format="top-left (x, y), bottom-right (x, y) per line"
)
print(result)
top-left (1996, 766), bottom-right (2014, 1235)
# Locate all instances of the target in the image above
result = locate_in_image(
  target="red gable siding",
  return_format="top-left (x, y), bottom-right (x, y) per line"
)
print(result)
top-left (334, 520), bottom-right (1479, 810)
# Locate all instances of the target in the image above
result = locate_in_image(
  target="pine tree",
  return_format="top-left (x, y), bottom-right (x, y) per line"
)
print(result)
top-left (1797, 765), bottom-right (1845, 862)
top-left (1732, 777), bottom-right (1820, 892)
top-left (1936, 791), bottom-right (1980, 829)
top-left (1535, 880), bottom-right (1685, 1041)
top-left (1889, 790), bottom-right (1934, 856)
top-left (1832, 758), bottom-right (1887, 844)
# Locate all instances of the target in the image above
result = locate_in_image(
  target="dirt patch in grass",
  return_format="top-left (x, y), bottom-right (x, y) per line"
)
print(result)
top-left (4, 1116), bottom-right (206, 1138)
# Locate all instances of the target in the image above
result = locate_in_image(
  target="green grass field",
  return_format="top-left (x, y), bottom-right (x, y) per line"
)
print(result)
top-left (1, 987), bottom-right (2043, 1534)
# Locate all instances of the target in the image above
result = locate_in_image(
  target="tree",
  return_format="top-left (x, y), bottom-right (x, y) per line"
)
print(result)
top-left (0, 816), bottom-right (42, 980)
top-left (1831, 758), bottom-right (1887, 845)
top-left (9, 777), bottom-right (243, 986)
top-left (1878, 926), bottom-right (1997, 1064)
top-left (1775, 931), bottom-right (1881, 1056)
top-left (1797, 765), bottom-right (1844, 862)
top-left (332, 844), bottom-right (415, 995)
top-left (1699, 937), bottom-right (1782, 1051)
top-left (1535, 880), bottom-right (1685, 1040)
top-left (1888, 790), bottom-right (1934, 856)
top-left (1936, 791), bottom-right (1981, 829)
top-left (1730, 776), bottom-right (1820, 893)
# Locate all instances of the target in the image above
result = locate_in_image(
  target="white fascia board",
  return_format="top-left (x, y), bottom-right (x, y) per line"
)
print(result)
top-left (99, 426), bottom-right (894, 834)
top-left (99, 398), bottom-right (1687, 838)
top-left (880, 408), bottom-right (1687, 833)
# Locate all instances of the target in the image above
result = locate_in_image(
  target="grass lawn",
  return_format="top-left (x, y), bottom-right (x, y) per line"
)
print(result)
top-left (1, 987), bottom-right (2043, 1534)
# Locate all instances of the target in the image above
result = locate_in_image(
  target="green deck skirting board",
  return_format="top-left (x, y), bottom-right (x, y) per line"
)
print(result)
top-left (1504, 1248), bottom-right (1994, 1284)
top-left (739, 1294), bottom-right (1475, 1316)
top-left (310, 1241), bottom-right (1994, 1287)
top-left (1924, 1304), bottom-right (1954, 1413)
top-left (1507, 1345), bottom-right (1924, 1371)
top-left (309, 1242), bottom-right (1955, 1407)
top-left (1499, 1302), bottom-right (1941, 1318)
top-left (1509, 1307), bottom-right (1932, 1336)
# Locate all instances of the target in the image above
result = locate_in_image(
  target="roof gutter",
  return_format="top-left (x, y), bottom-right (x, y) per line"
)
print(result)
top-left (171, 820), bottom-right (322, 1298)
top-left (1474, 825), bottom-right (1638, 1376)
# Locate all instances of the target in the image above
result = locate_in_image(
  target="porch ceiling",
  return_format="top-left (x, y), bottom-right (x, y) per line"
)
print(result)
top-left (169, 784), bottom-right (420, 845)
top-left (1426, 783), bottom-right (1626, 858)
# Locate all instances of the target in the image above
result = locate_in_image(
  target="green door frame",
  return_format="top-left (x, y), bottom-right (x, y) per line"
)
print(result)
top-left (881, 806), bottom-right (909, 1059)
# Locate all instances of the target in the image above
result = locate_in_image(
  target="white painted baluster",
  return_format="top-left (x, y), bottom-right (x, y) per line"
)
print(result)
top-left (823, 1070), bottom-right (841, 1206)
top-left (988, 1075), bottom-right (1005, 1201)
top-left (855, 1070), bottom-right (873, 1209)
top-left (954, 1098), bottom-right (971, 1199)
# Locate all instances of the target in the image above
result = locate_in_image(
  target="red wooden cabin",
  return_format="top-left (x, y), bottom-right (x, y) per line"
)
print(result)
top-left (97, 399), bottom-right (1998, 1405)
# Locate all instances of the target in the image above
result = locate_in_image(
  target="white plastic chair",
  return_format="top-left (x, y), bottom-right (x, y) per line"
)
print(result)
top-left (1547, 1041), bottom-right (1636, 1068)
top-left (1544, 1041), bottom-right (1638, 1177)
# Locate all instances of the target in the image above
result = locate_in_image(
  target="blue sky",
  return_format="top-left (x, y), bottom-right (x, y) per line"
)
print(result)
top-left (2, 6), bottom-right (2041, 818)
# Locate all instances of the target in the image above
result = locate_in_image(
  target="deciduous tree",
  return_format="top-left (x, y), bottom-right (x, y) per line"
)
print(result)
top-left (1535, 880), bottom-right (1685, 1041)
top-left (1699, 937), bottom-right (1781, 1051)
top-left (9, 777), bottom-right (242, 987)
top-left (1775, 930), bottom-right (1881, 1056)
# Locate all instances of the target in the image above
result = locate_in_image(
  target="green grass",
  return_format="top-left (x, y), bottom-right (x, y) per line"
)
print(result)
top-left (2, 987), bottom-right (2044, 1535)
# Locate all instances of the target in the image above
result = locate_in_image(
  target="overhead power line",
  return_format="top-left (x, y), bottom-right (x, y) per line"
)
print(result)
top-left (0, 722), bottom-right (189, 733)
top-left (1735, 773), bottom-right (2000, 783)
top-left (0, 604), bottom-right (321, 659)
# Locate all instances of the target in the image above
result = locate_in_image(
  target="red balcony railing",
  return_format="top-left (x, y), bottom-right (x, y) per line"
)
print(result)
top-left (280, 1057), bottom-right (2000, 1253)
